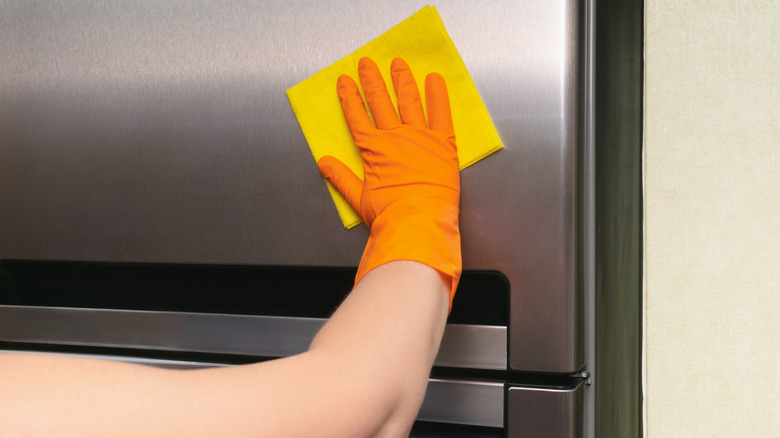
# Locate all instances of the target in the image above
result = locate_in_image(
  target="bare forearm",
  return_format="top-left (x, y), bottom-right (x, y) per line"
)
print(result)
top-left (199, 261), bottom-right (449, 437)
top-left (311, 260), bottom-right (448, 367)
top-left (307, 260), bottom-right (450, 434)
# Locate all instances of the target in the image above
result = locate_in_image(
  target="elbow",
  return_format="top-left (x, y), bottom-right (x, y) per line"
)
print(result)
top-left (382, 376), bottom-right (429, 436)
top-left (308, 350), bottom-right (430, 437)
top-left (362, 363), bottom-right (431, 437)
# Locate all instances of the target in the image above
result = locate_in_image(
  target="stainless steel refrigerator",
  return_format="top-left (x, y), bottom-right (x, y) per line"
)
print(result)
top-left (0, 1), bottom-right (596, 436)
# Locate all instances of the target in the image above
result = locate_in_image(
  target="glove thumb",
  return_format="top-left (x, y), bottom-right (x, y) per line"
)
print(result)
top-left (318, 156), bottom-right (364, 216)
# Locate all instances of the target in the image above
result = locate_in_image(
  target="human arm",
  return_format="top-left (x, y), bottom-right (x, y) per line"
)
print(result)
top-left (0, 56), bottom-right (459, 437)
top-left (0, 260), bottom-right (447, 437)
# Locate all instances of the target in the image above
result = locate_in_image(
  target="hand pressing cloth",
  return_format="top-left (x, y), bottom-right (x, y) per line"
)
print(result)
top-left (287, 5), bottom-right (503, 229)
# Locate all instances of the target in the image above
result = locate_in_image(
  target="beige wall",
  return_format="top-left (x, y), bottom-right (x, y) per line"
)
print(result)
top-left (644, 1), bottom-right (779, 436)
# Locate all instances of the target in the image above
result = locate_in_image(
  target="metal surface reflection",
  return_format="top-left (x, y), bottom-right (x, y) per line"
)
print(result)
top-left (0, 0), bottom-right (582, 373)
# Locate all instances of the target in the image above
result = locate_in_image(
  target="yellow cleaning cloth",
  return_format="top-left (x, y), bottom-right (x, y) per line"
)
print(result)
top-left (287, 5), bottom-right (504, 229)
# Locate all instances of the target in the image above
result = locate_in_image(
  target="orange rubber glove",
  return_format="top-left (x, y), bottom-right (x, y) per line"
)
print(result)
top-left (318, 57), bottom-right (461, 309)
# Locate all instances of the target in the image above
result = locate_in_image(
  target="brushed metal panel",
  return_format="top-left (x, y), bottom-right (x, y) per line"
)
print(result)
top-left (0, 305), bottom-right (506, 369)
top-left (418, 379), bottom-right (505, 428)
top-left (0, 305), bottom-right (323, 357)
top-left (507, 383), bottom-right (585, 438)
top-left (0, 350), bottom-right (506, 428)
top-left (582, 0), bottom-right (597, 437)
top-left (0, 350), bottom-right (226, 371)
top-left (0, 0), bottom-right (582, 373)
top-left (436, 323), bottom-right (506, 370)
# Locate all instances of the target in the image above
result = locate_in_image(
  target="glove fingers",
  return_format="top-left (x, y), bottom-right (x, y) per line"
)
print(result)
top-left (337, 75), bottom-right (375, 138)
top-left (425, 73), bottom-right (456, 143)
top-left (358, 57), bottom-right (401, 130)
top-left (318, 155), bottom-right (364, 213)
top-left (391, 58), bottom-right (426, 129)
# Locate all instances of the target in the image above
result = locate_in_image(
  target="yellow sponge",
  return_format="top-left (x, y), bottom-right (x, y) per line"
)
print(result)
top-left (287, 5), bottom-right (504, 228)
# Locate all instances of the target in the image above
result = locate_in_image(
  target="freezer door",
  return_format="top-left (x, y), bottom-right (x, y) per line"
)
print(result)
top-left (507, 383), bottom-right (585, 438)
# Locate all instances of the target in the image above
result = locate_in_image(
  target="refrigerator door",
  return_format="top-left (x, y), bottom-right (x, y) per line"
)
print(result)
top-left (507, 383), bottom-right (585, 438)
top-left (0, 0), bottom-right (580, 373)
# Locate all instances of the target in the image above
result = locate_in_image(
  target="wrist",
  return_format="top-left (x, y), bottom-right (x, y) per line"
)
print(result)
top-left (355, 206), bottom-right (461, 310)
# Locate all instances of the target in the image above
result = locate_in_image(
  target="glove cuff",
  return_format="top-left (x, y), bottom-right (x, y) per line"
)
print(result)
top-left (355, 204), bottom-right (461, 312)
